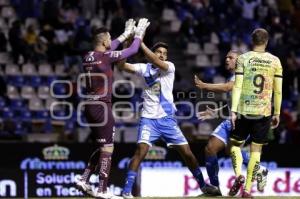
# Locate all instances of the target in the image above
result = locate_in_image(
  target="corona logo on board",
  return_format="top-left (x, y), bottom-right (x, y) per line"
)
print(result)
top-left (145, 146), bottom-right (167, 160)
top-left (43, 144), bottom-right (70, 160)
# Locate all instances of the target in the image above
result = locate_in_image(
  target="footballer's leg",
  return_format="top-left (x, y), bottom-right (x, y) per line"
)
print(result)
top-left (205, 120), bottom-right (229, 193)
top-left (228, 115), bottom-right (250, 196)
top-left (241, 142), bottom-right (262, 197)
top-left (204, 137), bottom-right (224, 195)
top-left (159, 116), bottom-right (219, 196)
top-left (122, 118), bottom-right (159, 198)
top-left (77, 103), bottom-right (107, 196)
top-left (173, 144), bottom-right (220, 196)
top-left (122, 143), bottom-right (150, 198)
top-left (229, 139), bottom-right (246, 196)
top-left (237, 138), bottom-right (268, 193)
top-left (83, 103), bottom-right (122, 199)
top-left (76, 148), bottom-right (98, 196)
top-left (242, 116), bottom-right (271, 197)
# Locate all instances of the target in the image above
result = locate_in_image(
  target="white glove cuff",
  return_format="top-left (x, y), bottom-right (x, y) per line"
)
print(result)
top-left (117, 34), bottom-right (127, 43)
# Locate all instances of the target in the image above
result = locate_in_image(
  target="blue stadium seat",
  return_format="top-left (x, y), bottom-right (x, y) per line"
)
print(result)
top-left (176, 102), bottom-right (192, 116)
top-left (30, 76), bottom-right (42, 87)
top-left (0, 97), bottom-right (6, 109)
top-left (2, 107), bottom-right (14, 118)
top-left (52, 83), bottom-right (68, 96)
top-left (52, 109), bottom-right (68, 119)
top-left (34, 110), bottom-right (49, 119)
top-left (281, 100), bottom-right (293, 111)
top-left (10, 99), bottom-right (25, 110)
top-left (20, 109), bottom-right (32, 121)
top-left (47, 76), bottom-right (57, 85)
top-left (7, 75), bottom-right (24, 87)
top-left (203, 68), bottom-right (217, 81)
top-left (14, 121), bottom-right (27, 135)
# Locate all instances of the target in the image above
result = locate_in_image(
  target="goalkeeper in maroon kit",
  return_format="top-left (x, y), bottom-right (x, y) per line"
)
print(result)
top-left (76, 18), bottom-right (150, 199)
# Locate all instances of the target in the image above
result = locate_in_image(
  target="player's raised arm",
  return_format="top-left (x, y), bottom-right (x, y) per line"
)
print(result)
top-left (272, 58), bottom-right (283, 129)
top-left (111, 19), bottom-right (136, 50)
top-left (140, 42), bottom-right (170, 71)
top-left (109, 18), bottom-right (150, 63)
top-left (194, 75), bottom-right (234, 92)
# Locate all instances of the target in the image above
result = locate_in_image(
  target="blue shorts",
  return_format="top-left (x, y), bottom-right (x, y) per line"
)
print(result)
top-left (137, 116), bottom-right (188, 147)
top-left (211, 119), bottom-right (232, 145)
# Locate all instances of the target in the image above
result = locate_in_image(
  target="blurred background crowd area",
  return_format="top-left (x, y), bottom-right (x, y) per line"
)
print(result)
top-left (0, 0), bottom-right (299, 144)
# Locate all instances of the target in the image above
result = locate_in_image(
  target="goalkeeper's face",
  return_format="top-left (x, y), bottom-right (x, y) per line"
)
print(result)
top-left (154, 47), bottom-right (168, 61)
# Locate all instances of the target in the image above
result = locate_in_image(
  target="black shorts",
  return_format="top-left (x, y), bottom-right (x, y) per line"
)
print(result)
top-left (230, 114), bottom-right (271, 145)
top-left (84, 102), bottom-right (115, 146)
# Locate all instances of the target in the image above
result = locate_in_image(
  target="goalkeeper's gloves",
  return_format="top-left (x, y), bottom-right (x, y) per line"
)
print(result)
top-left (117, 18), bottom-right (136, 43)
top-left (134, 18), bottom-right (150, 40)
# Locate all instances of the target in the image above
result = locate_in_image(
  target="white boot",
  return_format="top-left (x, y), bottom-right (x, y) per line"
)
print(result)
top-left (94, 189), bottom-right (123, 199)
top-left (256, 166), bottom-right (268, 192)
top-left (75, 178), bottom-right (94, 196)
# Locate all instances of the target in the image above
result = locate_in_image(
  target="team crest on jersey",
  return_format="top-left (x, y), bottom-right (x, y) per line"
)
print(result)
top-left (150, 82), bottom-right (161, 96)
top-left (86, 52), bottom-right (95, 62)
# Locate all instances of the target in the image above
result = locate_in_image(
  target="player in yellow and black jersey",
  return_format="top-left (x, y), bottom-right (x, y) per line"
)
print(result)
top-left (229, 28), bottom-right (283, 197)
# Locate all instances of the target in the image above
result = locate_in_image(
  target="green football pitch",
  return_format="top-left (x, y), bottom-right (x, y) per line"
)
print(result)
top-left (21, 197), bottom-right (300, 199)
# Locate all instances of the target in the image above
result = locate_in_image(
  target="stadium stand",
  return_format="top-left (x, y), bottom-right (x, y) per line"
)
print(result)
top-left (0, 0), bottom-right (299, 144)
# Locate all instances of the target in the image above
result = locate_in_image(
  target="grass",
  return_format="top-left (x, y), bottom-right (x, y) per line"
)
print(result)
top-left (21, 197), bottom-right (300, 199)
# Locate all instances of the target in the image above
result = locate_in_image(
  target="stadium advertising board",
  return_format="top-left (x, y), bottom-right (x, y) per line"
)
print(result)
top-left (0, 171), bottom-right (23, 197)
top-left (0, 144), bottom-right (125, 198)
top-left (141, 168), bottom-right (300, 197)
top-left (0, 143), bottom-right (299, 197)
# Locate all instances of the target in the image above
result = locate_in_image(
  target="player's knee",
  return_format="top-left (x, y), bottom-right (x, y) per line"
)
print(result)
top-left (205, 144), bottom-right (217, 156)
top-left (177, 145), bottom-right (195, 159)
top-left (250, 142), bottom-right (263, 152)
top-left (134, 150), bottom-right (146, 160)
top-left (134, 145), bottom-right (149, 160)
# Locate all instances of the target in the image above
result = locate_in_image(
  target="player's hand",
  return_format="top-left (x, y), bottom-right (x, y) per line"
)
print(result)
top-left (135, 18), bottom-right (150, 40)
top-left (271, 115), bottom-right (280, 129)
top-left (196, 105), bottom-right (218, 120)
top-left (231, 111), bottom-right (237, 130)
top-left (118, 18), bottom-right (136, 43)
top-left (124, 18), bottom-right (136, 36)
top-left (194, 75), bottom-right (206, 89)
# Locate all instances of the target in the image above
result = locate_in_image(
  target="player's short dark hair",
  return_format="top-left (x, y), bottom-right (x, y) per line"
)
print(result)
top-left (151, 42), bottom-right (168, 52)
top-left (93, 27), bottom-right (109, 36)
top-left (92, 27), bottom-right (109, 43)
top-left (251, 28), bottom-right (269, 45)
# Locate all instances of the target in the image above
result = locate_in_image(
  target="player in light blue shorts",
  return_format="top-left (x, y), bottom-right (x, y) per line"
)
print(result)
top-left (211, 119), bottom-right (232, 145)
top-left (137, 116), bottom-right (187, 147)
top-left (195, 50), bottom-right (268, 196)
top-left (118, 41), bottom-right (219, 198)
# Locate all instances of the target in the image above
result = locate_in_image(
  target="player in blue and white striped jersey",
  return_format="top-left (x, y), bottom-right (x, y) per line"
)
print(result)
top-left (118, 41), bottom-right (219, 198)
